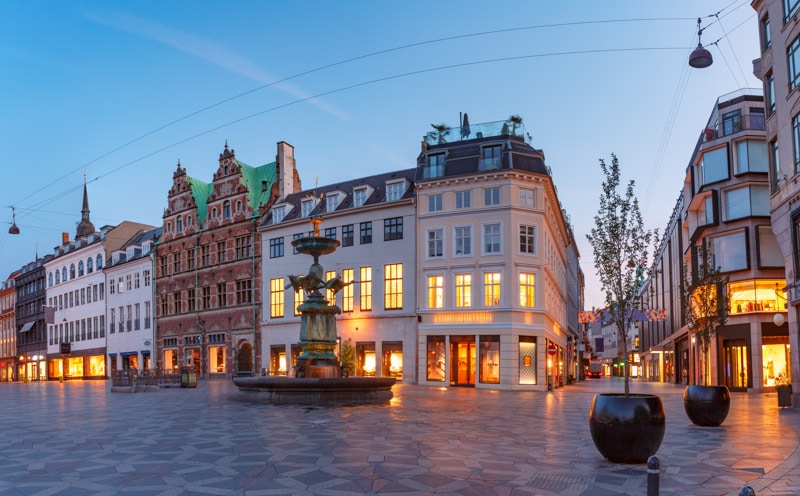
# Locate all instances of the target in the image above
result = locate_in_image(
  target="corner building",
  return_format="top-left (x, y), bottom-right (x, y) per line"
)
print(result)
top-left (416, 119), bottom-right (578, 390)
top-left (156, 142), bottom-right (299, 379)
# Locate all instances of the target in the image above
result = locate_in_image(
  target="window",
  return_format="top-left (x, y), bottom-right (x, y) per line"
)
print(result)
top-left (201, 245), bottom-right (210, 266)
top-left (62, 267), bottom-right (67, 282)
top-left (520, 189), bottom-right (536, 209)
top-left (519, 272), bottom-right (535, 307)
top-left (483, 223), bottom-right (501, 254)
top-left (360, 222), bottom-right (372, 244)
top-left (236, 200), bottom-right (243, 213)
top-left (172, 253), bottom-right (181, 273)
top-left (110, 280), bottom-right (115, 295)
top-left (236, 279), bottom-right (252, 305)
top-left (425, 153), bottom-right (445, 179)
top-left (87, 257), bottom-right (93, 273)
top-left (70, 264), bottom-right (75, 279)
top-left (325, 193), bottom-right (340, 212)
top-left (762, 14), bottom-right (771, 51)
top-left (484, 272), bottom-right (501, 306)
top-left (301, 198), bottom-right (316, 217)
top-left (794, 113), bottom-right (800, 173)
top-left (325, 270), bottom-right (337, 304)
top-left (724, 185), bottom-right (769, 220)
top-left (735, 140), bottom-right (768, 174)
top-left (710, 231), bottom-right (748, 272)
top-left (790, 34), bottom-right (800, 91)
top-left (386, 182), bottom-right (404, 201)
top-left (722, 110), bottom-right (742, 136)
top-left (270, 278), bottom-right (284, 318)
top-left (384, 263), bottom-right (403, 310)
top-left (188, 288), bottom-right (196, 312)
top-left (187, 248), bottom-right (195, 270)
top-left (223, 200), bottom-right (231, 219)
top-left (236, 236), bottom-right (252, 259)
top-left (454, 226), bottom-right (472, 256)
top-left (144, 269), bottom-right (151, 287)
top-left (426, 336), bottom-right (446, 382)
top-left (428, 194), bottom-right (442, 212)
top-left (427, 229), bottom-right (443, 258)
top-left (698, 194), bottom-right (715, 226)
top-left (479, 335), bottom-right (500, 384)
top-left (771, 139), bottom-right (781, 191)
top-left (517, 224), bottom-right (536, 254)
top-left (269, 238), bottom-right (283, 258)
top-left (484, 187), bottom-right (500, 206)
top-left (294, 289), bottom-right (304, 316)
top-left (341, 268), bottom-right (354, 312)
top-left (360, 267), bottom-right (372, 311)
top-left (217, 282), bottom-right (227, 307)
top-left (173, 292), bottom-right (181, 314)
top-left (177, 215), bottom-right (183, 232)
top-left (342, 225), bottom-right (354, 247)
top-left (699, 146), bottom-right (729, 186)
top-left (427, 275), bottom-right (444, 309)
top-left (758, 226), bottom-right (783, 267)
top-left (479, 145), bottom-right (502, 170)
top-left (217, 241), bottom-right (227, 263)
top-left (110, 309), bottom-right (115, 334)
top-left (767, 73), bottom-right (775, 117)
top-left (78, 261), bottom-right (84, 276)
top-left (354, 187), bottom-right (369, 207)
top-left (292, 233), bottom-right (303, 254)
top-left (96, 254), bottom-right (103, 269)
top-left (272, 205), bottom-right (286, 223)
top-left (324, 227), bottom-right (336, 240)
top-left (786, 0), bottom-right (800, 23)
top-left (384, 217), bottom-right (403, 241)
top-left (455, 190), bottom-right (471, 209)
top-left (145, 302), bottom-right (151, 329)
top-left (202, 286), bottom-right (211, 310)
top-left (455, 274), bottom-right (472, 308)
top-left (794, 213), bottom-right (800, 275)
top-left (126, 274), bottom-right (132, 291)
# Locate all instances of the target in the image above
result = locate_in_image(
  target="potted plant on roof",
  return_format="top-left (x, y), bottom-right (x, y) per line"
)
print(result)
top-left (430, 123), bottom-right (450, 144)
top-left (681, 240), bottom-right (731, 426)
top-left (586, 154), bottom-right (664, 464)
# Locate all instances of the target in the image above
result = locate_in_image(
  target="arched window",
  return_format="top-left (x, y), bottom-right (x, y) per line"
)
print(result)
top-left (62, 267), bottom-right (67, 281)
top-left (167, 222), bottom-right (172, 233)
top-left (70, 264), bottom-right (76, 279)
top-left (236, 200), bottom-right (243, 213)
top-left (96, 254), bottom-right (103, 269)
top-left (223, 200), bottom-right (231, 219)
top-left (212, 208), bottom-right (218, 219)
top-left (87, 257), bottom-right (93, 273)
top-left (177, 215), bottom-right (183, 232)
top-left (78, 261), bottom-right (84, 276)
top-left (49, 273), bottom-right (54, 287)
top-left (187, 215), bottom-right (193, 226)
top-left (55, 271), bottom-right (60, 284)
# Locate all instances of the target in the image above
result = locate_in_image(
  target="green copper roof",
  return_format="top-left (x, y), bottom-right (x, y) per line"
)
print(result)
top-left (185, 176), bottom-right (213, 226)
top-left (237, 159), bottom-right (277, 216)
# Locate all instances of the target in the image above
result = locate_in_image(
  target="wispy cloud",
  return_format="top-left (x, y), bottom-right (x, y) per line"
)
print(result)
top-left (85, 10), bottom-right (349, 120)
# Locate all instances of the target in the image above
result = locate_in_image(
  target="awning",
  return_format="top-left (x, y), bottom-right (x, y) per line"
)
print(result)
top-left (140, 350), bottom-right (150, 355)
top-left (120, 351), bottom-right (137, 357)
top-left (108, 353), bottom-right (117, 357)
top-left (19, 322), bottom-right (34, 333)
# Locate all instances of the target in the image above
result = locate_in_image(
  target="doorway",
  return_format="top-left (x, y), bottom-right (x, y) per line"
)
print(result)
top-left (237, 342), bottom-right (253, 375)
top-left (450, 337), bottom-right (475, 386)
top-left (723, 338), bottom-right (748, 391)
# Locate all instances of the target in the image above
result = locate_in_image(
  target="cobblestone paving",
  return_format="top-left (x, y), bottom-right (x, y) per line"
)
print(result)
top-left (0, 378), bottom-right (798, 495)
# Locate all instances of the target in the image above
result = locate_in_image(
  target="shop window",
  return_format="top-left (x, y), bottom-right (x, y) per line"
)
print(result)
top-left (209, 346), bottom-right (226, 373)
top-left (426, 336), bottom-right (446, 382)
top-left (519, 337), bottom-right (537, 385)
top-left (729, 279), bottom-right (786, 314)
top-left (164, 349), bottom-right (178, 371)
top-left (356, 342), bottom-right (376, 377)
top-left (427, 275), bottom-right (444, 309)
top-left (382, 341), bottom-right (403, 380)
top-left (479, 335), bottom-right (500, 384)
top-left (762, 336), bottom-right (791, 387)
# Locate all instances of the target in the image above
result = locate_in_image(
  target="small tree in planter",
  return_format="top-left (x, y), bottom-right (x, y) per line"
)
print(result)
top-left (339, 338), bottom-right (355, 377)
top-left (681, 240), bottom-right (731, 426)
top-left (586, 154), bottom-right (664, 463)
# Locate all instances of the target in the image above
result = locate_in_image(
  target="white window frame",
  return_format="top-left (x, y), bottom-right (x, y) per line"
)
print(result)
top-left (482, 222), bottom-right (502, 255)
top-left (427, 228), bottom-right (444, 259)
top-left (454, 225), bottom-right (472, 257)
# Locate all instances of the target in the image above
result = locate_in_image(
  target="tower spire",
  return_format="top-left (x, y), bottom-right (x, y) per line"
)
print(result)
top-left (75, 176), bottom-right (95, 239)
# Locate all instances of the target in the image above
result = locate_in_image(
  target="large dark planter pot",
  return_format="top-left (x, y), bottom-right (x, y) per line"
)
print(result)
top-left (683, 385), bottom-right (730, 426)
top-left (589, 393), bottom-right (665, 464)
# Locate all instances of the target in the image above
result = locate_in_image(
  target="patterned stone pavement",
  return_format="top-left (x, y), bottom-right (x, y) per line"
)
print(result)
top-left (0, 377), bottom-right (798, 495)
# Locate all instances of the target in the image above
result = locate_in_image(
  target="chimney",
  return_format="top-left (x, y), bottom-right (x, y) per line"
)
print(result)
top-left (276, 141), bottom-right (296, 201)
top-left (62, 232), bottom-right (69, 244)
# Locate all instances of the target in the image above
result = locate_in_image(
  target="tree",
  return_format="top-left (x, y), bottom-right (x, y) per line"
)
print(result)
top-left (430, 123), bottom-right (450, 144)
top-left (507, 114), bottom-right (523, 135)
top-left (586, 154), bottom-right (656, 396)
top-left (682, 240), bottom-right (729, 386)
top-left (339, 338), bottom-right (355, 377)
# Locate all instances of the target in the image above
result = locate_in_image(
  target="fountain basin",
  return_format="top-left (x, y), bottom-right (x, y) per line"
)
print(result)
top-left (233, 376), bottom-right (396, 405)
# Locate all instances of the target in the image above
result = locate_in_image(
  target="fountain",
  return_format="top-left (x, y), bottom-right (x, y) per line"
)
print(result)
top-left (233, 217), bottom-right (396, 404)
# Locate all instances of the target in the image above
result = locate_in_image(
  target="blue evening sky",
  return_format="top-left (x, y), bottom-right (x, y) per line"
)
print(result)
top-left (0, 1), bottom-right (760, 310)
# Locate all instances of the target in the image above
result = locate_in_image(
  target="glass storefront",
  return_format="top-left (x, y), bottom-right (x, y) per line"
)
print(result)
top-left (381, 341), bottom-right (403, 380)
top-left (479, 335), bottom-right (500, 383)
top-left (519, 337), bottom-right (537, 385)
top-left (209, 345), bottom-right (226, 373)
top-left (723, 338), bottom-right (748, 391)
top-left (426, 336), bottom-right (446, 381)
top-left (164, 349), bottom-right (178, 371)
top-left (270, 345), bottom-right (286, 375)
top-left (356, 342), bottom-right (376, 377)
top-left (450, 337), bottom-right (476, 386)
top-left (729, 279), bottom-right (786, 315)
top-left (762, 336), bottom-right (791, 387)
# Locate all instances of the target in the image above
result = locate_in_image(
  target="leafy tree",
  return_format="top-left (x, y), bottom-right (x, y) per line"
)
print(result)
top-left (507, 114), bottom-right (523, 134)
top-left (339, 338), bottom-right (355, 377)
top-left (587, 154), bottom-right (656, 396)
top-left (682, 240), bottom-right (728, 386)
top-left (430, 123), bottom-right (450, 144)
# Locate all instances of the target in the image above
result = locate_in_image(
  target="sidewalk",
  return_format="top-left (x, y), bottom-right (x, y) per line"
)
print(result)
top-left (0, 378), bottom-right (797, 495)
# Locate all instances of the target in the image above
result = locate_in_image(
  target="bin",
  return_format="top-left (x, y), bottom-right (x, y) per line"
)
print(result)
top-left (777, 384), bottom-right (792, 407)
top-left (180, 366), bottom-right (197, 388)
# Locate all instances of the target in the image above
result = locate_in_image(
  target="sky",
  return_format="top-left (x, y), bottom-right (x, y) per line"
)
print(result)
top-left (0, 1), bottom-right (761, 310)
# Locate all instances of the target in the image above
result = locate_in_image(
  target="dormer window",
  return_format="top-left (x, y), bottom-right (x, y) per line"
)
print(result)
top-left (479, 145), bottom-right (502, 171)
top-left (142, 241), bottom-right (151, 255)
top-left (386, 181), bottom-right (405, 202)
top-left (301, 198), bottom-right (317, 217)
top-left (326, 193), bottom-right (341, 212)
top-left (272, 205), bottom-right (287, 224)
top-left (354, 187), bottom-right (368, 207)
top-left (424, 153), bottom-right (445, 179)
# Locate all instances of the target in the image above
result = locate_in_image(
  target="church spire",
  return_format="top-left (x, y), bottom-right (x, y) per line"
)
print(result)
top-left (75, 176), bottom-right (95, 239)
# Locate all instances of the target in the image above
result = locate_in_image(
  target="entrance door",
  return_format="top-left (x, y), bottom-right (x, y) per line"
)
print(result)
top-left (237, 342), bottom-right (253, 375)
top-left (723, 339), bottom-right (748, 392)
top-left (450, 339), bottom-right (475, 386)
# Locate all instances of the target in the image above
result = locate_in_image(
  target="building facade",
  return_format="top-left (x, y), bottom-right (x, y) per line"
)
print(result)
top-left (259, 168), bottom-right (418, 381)
top-left (640, 89), bottom-right (786, 392)
top-left (15, 260), bottom-right (48, 382)
top-left (0, 271), bottom-right (20, 381)
top-left (105, 227), bottom-right (160, 375)
top-left (156, 142), bottom-right (299, 379)
top-left (415, 118), bottom-right (578, 390)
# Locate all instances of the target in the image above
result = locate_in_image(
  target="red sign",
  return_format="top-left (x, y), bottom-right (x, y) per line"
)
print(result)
top-left (547, 343), bottom-right (557, 356)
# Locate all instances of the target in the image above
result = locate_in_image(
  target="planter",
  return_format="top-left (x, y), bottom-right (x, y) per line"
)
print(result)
top-left (777, 385), bottom-right (792, 407)
top-left (683, 385), bottom-right (730, 426)
top-left (589, 393), bottom-right (665, 464)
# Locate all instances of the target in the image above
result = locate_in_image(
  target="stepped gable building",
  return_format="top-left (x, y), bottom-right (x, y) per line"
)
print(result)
top-left (415, 117), bottom-right (580, 390)
top-left (156, 141), bottom-right (300, 379)
top-left (259, 167), bottom-right (418, 381)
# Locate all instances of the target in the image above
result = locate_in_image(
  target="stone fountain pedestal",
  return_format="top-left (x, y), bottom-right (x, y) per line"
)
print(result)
top-left (233, 233), bottom-right (395, 404)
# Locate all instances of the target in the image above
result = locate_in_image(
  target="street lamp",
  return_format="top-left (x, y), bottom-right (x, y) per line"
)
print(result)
top-left (689, 17), bottom-right (713, 69)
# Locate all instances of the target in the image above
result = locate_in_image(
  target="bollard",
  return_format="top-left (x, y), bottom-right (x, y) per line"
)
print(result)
top-left (739, 486), bottom-right (755, 496)
top-left (647, 455), bottom-right (659, 496)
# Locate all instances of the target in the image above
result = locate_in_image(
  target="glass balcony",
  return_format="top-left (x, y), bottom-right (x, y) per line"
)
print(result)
top-left (426, 120), bottom-right (530, 146)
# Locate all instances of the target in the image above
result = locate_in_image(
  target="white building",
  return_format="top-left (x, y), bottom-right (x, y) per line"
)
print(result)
top-left (258, 169), bottom-right (418, 382)
top-left (105, 227), bottom-right (160, 375)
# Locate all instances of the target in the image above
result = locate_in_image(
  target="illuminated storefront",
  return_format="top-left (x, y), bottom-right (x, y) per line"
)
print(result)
top-left (48, 353), bottom-right (106, 380)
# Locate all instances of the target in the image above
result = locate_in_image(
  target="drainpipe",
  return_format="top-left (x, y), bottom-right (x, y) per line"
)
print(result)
top-left (194, 230), bottom-right (204, 379)
top-left (252, 216), bottom-right (258, 374)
